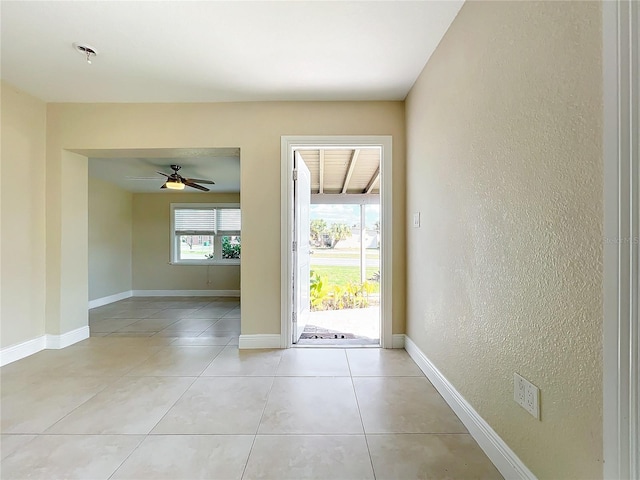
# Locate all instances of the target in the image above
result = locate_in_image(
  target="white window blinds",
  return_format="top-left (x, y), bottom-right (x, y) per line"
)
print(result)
top-left (216, 209), bottom-right (241, 234)
top-left (174, 208), bottom-right (240, 235)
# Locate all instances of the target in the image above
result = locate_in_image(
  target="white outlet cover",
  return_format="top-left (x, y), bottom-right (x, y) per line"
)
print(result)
top-left (514, 372), bottom-right (540, 420)
top-left (413, 212), bottom-right (420, 228)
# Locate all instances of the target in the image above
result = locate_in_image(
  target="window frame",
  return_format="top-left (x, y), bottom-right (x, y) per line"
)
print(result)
top-left (170, 203), bottom-right (241, 265)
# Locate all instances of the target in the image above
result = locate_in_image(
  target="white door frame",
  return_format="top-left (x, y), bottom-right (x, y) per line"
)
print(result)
top-left (280, 135), bottom-right (393, 349)
top-left (603, 1), bottom-right (639, 478)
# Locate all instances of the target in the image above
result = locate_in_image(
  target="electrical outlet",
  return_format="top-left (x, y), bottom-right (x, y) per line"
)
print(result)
top-left (525, 382), bottom-right (540, 419)
top-left (514, 373), bottom-right (540, 419)
top-left (514, 373), bottom-right (526, 405)
top-left (413, 212), bottom-right (420, 228)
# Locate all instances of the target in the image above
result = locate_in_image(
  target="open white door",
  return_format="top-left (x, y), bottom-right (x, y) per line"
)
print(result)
top-left (292, 151), bottom-right (311, 343)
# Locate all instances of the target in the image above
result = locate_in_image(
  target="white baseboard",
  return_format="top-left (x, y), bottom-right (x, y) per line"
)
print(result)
top-left (238, 334), bottom-right (281, 349)
top-left (0, 326), bottom-right (91, 366)
top-left (404, 336), bottom-right (536, 480)
top-left (132, 289), bottom-right (240, 297)
top-left (88, 290), bottom-right (133, 309)
top-left (46, 326), bottom-right (90, 349)
top-left (392, 333), bottom-right (405, 349)
top-left (0, 336), bottom-right (47, 366)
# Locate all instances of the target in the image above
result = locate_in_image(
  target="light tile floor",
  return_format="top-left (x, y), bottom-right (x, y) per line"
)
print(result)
top-left (0, 297), bottom-right (502, 479)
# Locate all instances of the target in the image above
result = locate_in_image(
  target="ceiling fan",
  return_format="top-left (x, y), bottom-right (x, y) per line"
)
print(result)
top-left (157, 165), bottom-right (215, 191)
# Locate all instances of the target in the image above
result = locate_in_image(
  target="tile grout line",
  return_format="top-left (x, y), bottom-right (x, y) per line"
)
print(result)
top-left (345, 349), bottom-right (377, 480)
top-left (34, 376), bottom-right (118, 436)
top-left (106, 434), bottom-right (146, 480)
top-left (185, 345), bottom-right (227, 378)
top-left (240, 354), bottom-right (283, 479)
top-left (0, 434), bottom-right (39, 463)
top-left (239, 414), bottom-right (265, 478)
top-left (103, 353), bottom-right (208, 478)
top-left (144, 374), bottom-right (200, 435)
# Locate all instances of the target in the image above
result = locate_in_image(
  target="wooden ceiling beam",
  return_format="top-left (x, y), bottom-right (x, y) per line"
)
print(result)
top-left (341, 149), bottom-right (360, 194)
top-left (364, 167), bottom-right (380, 194)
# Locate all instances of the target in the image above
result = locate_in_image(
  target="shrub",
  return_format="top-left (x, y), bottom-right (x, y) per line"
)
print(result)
top-left (222, 237), bottom-right (241, 259)
top-left (309, 270), bottom-right (374, 311)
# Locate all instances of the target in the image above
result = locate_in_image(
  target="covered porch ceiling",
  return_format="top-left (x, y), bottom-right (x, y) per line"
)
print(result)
top-left (297, 148), bottom-right (380, 203)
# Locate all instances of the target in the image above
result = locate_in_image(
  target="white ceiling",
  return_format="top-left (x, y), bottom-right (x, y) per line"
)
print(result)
top-left (1, 1), bottom-right (463, 103)
top-left (86, 148), bottom-right (240, 193)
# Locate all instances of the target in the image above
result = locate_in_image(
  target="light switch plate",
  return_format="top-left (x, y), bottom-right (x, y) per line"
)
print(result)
top-left (413, 212), bottom-right (420, 228)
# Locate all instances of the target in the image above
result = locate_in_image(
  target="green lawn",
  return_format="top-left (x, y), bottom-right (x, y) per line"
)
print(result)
top-left (311, 265), bottom-right (380, 292)
top-left (311, 249), bottom-right (380, 260)
top-left (180, 246), bottom-right (213, 259)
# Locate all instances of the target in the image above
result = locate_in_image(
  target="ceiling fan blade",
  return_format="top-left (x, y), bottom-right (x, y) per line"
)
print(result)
top-left (184, 181), bottom-right (209, 192)
top-left (157, 171), bottom-right (170, 177)
top-left (185, 178), bottom-right (215, 185)
top-left (160, 184), bottom-right (167, 189)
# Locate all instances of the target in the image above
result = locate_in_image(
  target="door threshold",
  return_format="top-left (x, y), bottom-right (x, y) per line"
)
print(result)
top-left (293, 342), bottom-right (380, 348)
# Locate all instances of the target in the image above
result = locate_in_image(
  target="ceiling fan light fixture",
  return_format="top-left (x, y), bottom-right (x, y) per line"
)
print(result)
top-left (157, 164), bottom-right (213, 191)
top-left (165, 179), bottom-right (185, 190)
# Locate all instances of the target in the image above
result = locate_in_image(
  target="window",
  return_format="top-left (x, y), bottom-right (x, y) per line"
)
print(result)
top-left (171, 204), bottom-right (241, 264)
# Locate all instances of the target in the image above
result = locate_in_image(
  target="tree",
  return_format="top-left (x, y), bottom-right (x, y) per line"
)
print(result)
top-left (329, 223), bottom-right (351, 248)
top-left (310, 219), bottom-right (328, 247)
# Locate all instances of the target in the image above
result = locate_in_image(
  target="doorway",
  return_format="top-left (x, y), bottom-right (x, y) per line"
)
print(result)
top-left (281, 136), bottom-right (393, 349)
top-left (299, 153), bottom-right (381, 346)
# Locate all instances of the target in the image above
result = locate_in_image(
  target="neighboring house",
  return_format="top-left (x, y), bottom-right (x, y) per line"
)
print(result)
top-left (334, 228), bottom-right (378, 249)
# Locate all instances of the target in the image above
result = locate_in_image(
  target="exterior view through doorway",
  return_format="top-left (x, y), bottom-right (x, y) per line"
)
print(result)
top-left (304, 205), bottom-right (381, 345)
top-left (281, 136), bottom-right (392, 349)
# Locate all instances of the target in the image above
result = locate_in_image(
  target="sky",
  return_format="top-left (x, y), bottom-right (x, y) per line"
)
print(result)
top-left (310, 204), bottom-right (380, 229)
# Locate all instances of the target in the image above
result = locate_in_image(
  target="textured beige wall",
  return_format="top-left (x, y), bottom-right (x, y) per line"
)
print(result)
top-left (132, 192), bottom-right (240, 291)
top-left (405, 2), bottom-right (603, 478)
top-left (88, 177), bottom-right (133, 301)
top-left (46, 101), bottom-right (406, 335)
top-left (0, 82), bottom-right (47, 348)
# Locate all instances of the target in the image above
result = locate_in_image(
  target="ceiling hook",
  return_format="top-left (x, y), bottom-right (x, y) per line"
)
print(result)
top-left (72, 43), bottom-right (97, 65)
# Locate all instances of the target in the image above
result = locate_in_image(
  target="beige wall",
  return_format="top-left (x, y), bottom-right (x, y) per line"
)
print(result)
top-left (132, 192), bottom-right (240, 291)
top-left (45, 101), bottom-right (405, 336)
top-left (405, 2), bottom-right (602, 479)
top-left (0, 82), bottom-right (47, 348)
top-left (88, 177), bottom-right (133, 301)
